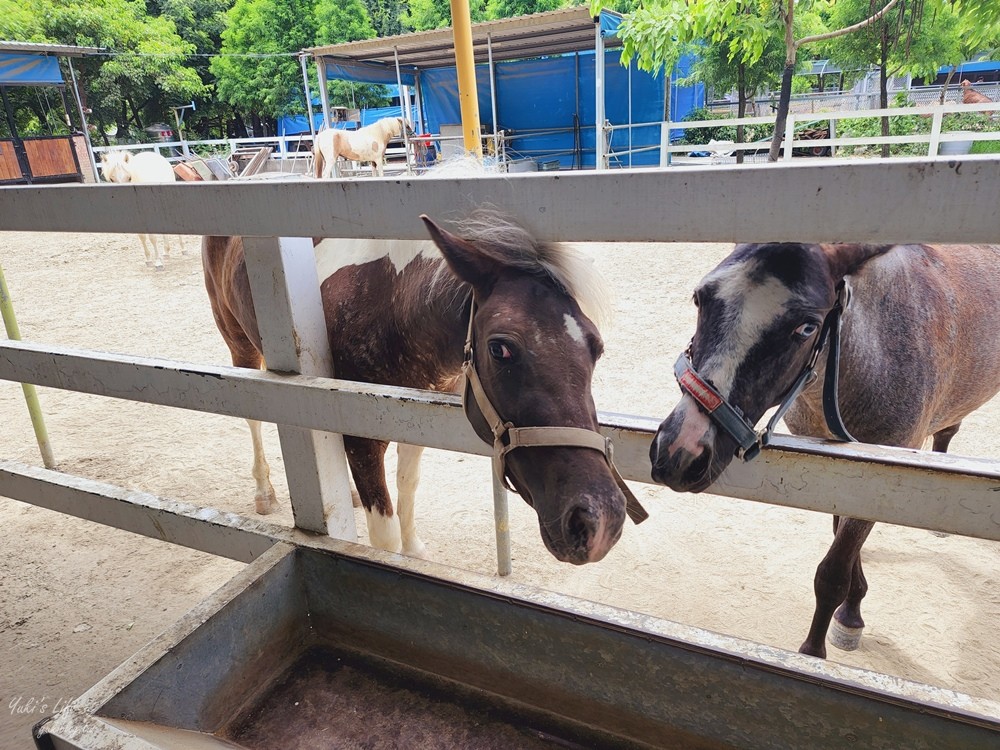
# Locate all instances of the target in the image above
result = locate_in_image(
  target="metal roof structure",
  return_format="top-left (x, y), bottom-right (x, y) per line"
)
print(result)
top-left (304, 7), bottom-right (622, 70)
top-left (0, 41), bottom-right (104, 57)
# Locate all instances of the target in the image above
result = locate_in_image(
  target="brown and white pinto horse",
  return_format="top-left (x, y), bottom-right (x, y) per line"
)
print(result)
top-left (649, 242), bottom-right (1000, 657)
top-left (203, 211), bottom-right (637, 565)
top-left (313, 117), bottom-right (410, 178)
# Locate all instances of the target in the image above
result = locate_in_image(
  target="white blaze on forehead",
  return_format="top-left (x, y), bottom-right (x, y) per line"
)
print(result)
top-left (563, 313), bottom-right (586, 345)
top-left (314, 238), bottom-right (438, 281)
top-left (698, 260), bottom-right (795, 398)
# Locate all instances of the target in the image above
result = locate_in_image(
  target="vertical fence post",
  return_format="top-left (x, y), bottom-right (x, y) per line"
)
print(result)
top-left (929, 107), bottom-right (943, 157)
top-left (492, 472), bottom-right (512, 577)
top-left (242, 236), bottom-right (357, 541)
top-left (660, 122), bottom-right (671, 167)
top-left (783, 113), bottom-right (796, 161)
top-left (0, 263), bottom-right (55, 469)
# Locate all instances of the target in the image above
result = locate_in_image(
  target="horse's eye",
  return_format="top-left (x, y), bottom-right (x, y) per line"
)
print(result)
top-left (795, 322), bottom-right (820, 338)
top-left (488, 340), bottom-right (515, 361)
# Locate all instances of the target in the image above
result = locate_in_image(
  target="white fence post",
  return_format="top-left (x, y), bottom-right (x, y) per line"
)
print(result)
top-left (928, 108), bottom-right (943, 156)
top-left (660, 122), bottom-right (672, 167)
top-left (242, 236), bottom-right (357, 541)
top-left (783, 112), bottom-right (796, 161)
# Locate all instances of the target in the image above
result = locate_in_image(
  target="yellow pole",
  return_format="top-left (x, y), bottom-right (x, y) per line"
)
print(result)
top-left (449, 0), bottom-right (483, 158)
top-left (0, 263), bottom-right (56, 468)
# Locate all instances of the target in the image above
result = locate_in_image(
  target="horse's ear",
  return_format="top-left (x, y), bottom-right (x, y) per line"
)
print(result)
top-left (820, 243), bottom-right (892, 281)
top-left (421, 215), bottom-right (500, 293)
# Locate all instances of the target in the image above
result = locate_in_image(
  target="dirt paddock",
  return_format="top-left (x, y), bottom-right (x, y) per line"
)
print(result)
top-left (1, 230), bottom-right (999, 746)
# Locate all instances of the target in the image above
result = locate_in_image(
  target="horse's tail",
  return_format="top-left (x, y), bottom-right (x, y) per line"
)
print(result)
top-left (313, 144), bottom-right (324, 178)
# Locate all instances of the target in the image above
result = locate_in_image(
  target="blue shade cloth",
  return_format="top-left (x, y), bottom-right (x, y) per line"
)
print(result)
top-left (0, 53), bottom-right (63, 86)
top-left (301, 11), bottom-right (704, 168)
top-left (937, 60), bottom-right (1000, 75)
top-left (323, 59), bottom-right (417, 86)
top-left (279, 105), bottom-right (418, 137)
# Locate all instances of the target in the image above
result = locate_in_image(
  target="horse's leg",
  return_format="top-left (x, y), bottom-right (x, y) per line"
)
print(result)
top-left (931, 422), bottom-right (961, 452)
top-left (247, 418), bottom-right (278, 514)
top-left (344, 435), bottom-right (402, 553)
top-left (396, 443), bottom-right (427, 558)
top-left (927, 423), bottom-right (962, 537)
top-left (138, 234), bottom-right (163, 269)
top-left (160, 234), bottom-right (172, 260)
top-left (799, 517), bottom-right (875, 657)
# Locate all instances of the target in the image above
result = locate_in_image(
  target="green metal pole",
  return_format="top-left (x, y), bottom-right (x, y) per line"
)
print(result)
top-left (0, 262), bottom-right (56, 468)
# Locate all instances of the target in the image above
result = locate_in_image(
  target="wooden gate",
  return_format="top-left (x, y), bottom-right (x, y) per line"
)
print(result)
top-left (0, 134), bottom-right (81, 184)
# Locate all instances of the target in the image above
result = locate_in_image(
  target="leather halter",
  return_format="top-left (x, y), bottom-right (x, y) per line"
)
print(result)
top-left (462, 300), bottom-right (649, 525)
top-left (674, 281), bottom-right (855, 462)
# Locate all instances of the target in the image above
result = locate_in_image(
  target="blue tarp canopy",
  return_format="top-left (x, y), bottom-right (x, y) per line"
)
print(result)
top-left (301, 8), bottom-right (703, 167)
top-left (0, 53), bottom-right (63, 86)
top-left (937, 59), bottom-right (1000, 75)
top-left (0, 42), bottom-right (102, 87)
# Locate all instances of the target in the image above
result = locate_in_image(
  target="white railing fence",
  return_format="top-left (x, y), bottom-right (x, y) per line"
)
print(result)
top-left (601, 100), bottom-right (1000, 167)
top-left (1, 161), bottom-right (999, 716)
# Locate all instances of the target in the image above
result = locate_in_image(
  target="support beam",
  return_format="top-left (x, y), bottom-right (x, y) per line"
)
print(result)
top-left (241, 237), bottom-right (356, 540)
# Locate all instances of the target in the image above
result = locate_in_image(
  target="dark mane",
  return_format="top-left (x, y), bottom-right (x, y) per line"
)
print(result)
top-left (435, 208), bottom-right (611, 328)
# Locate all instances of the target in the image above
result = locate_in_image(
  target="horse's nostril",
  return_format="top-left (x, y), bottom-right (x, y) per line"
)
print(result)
top-left (686, 445), bottom-right (713, 485)
top-left (566, 506), bottom-right (597, 548)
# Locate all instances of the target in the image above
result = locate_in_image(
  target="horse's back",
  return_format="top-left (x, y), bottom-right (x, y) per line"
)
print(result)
top-left (128, 152), bottom-right (176, 183)
top-left (790, 243), bottom-right (1000, 444)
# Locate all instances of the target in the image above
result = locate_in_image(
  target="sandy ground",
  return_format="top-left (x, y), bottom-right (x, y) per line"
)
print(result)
top-left (1, 230), bottom-right (999, 746)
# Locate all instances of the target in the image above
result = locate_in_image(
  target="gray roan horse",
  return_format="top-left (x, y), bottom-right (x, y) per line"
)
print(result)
top-left (649, 242), bottom-right (1000, 657)
top-left (203, 211), bottom-right (645, 565)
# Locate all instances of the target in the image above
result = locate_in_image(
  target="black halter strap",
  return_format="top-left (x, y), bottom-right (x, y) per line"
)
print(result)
top-left (674, 281), bottom-right (855, 462)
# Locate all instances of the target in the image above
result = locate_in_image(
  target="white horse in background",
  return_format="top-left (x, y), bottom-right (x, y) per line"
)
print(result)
top-left (313, 117), bottom-right (410, 178)
top-left (100, 150), bottom-right (183, 270)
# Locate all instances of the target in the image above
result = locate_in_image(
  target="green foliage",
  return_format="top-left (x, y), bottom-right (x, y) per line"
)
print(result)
top-left (0, 0), bottom-right (206, 136)
top-left (485, 0), bottom-right (565, 20)
top-left (673, 107), bottom-right (770, 144)
top-left (211, 0), bottom-right (315, 126)
top-left (402, 0), bottom-right (489, 30)
top-left (315, 0), bottom-right (376, 42)
top-left (835, 93), bottom-right (1000, 157)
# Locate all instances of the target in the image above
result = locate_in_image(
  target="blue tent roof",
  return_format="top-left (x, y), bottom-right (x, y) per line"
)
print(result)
top-left (0, 53), bottom-right (63, 86)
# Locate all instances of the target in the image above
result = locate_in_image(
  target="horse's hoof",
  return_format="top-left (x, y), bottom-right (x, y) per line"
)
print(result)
top-left (154, 265), bottom-right (165, 272)
top-left (255, 494), bottom-right (279, 514)
top-left (145, 260), bottom-right (155, 267)
top-left (403, 538), bottom-right (429, 559)
top-left (828, 620), bottom-right (864, 651)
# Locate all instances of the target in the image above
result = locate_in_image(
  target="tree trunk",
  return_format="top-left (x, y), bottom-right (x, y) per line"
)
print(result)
top-left (880, 28), bottom-right (890, 159)
top-left (250, 112), bottom-right (264, 138)
top-left (736, 62), bottom-right (746, 165)
top-left (768, 63), bottom-right (796, 162)
top-left (939, 65), bottom-right (958, 105)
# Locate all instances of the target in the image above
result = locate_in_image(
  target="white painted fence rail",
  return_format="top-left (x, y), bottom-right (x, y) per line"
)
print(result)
top-left (1, 159), bottom-right (999, 561)
top-left (3, 158), bottom-right (1000, 737)
top-left (0, 163), bottom-right (1000, 552)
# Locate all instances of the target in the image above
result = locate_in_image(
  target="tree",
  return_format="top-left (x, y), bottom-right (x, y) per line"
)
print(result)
top-left (148, 0), bottom-right (230, 138)
top-left (403, 0), bottom-right (487, 30)
top-left (211, 0), bottom-right (316, 136)
top-left (685, 25), bottom-right (786, 161)
top-left (0, 0), bottom-right (205, 139)
top-left (765, 0), bottom-right (910, 160)
top-left (614, 0), bottom-right (791, 159)
top-left (315, 0), bottom-right (376, 42)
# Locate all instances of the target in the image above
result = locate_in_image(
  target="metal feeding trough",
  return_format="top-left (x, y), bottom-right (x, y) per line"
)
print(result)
top-left (34, 537), bottom-right (1000, 749)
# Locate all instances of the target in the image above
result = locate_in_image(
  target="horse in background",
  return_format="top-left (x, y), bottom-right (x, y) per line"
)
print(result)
top-left (202, 208), bottom-right (644, 565)
top-left (313, 117), bottom-right (411, 178)
top-left (649, 241), bottom-right (1000, 658)
top-left (100, 150), bottom-right (183, 270)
